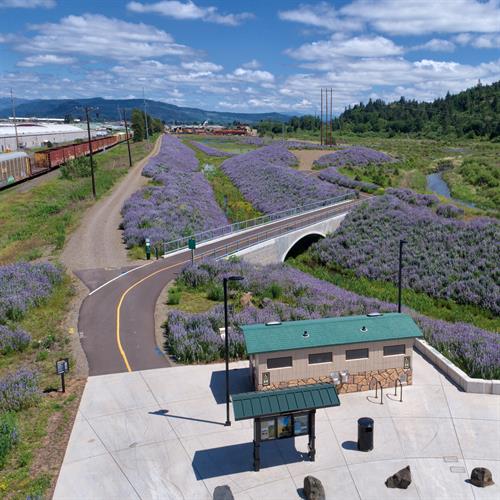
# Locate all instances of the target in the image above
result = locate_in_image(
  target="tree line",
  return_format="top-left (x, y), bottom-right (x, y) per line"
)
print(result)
top-left (256, 81), bottom-right (499, 140)
top-left (131, 109), bottom-right (164, 141)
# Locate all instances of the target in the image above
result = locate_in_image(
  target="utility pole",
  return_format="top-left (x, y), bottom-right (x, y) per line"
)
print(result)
top-left (320, 88), bottom-right (323, 146)
top-left (143, 87), bottom-right (149, 142)
top-left (10, 88), bottom-right (19, 151)
top-left (122, 109), bottom-right (133, 168)
top-left (84, 106), bottom-right (97, 198)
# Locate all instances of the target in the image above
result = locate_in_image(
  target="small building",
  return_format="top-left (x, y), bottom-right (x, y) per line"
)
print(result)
top-left (242, 312), bottom-right (423, 393)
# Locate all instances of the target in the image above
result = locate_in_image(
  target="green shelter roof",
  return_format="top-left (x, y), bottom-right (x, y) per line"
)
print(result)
top-left (242, 312), bottom-right (422, 355)
top-left (232, 383), bottom-right (340, 421)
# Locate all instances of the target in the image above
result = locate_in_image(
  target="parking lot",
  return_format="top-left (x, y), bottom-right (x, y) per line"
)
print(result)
top-left (54, 351), bottom-right (500, 499)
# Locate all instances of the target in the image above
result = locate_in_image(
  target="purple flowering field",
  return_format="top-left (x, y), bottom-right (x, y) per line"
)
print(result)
top-left (221, 143), bottom-right (351, 213)
top-left (0, 368), bottom-right (40, 412)
top-left (319, 167), bottom-right (379, 192)
top-left (190, 141), bottom-right (235, 157)
top-left (121, 135), bottom-right (228, 246)
top-left (313, 146), bottom-right (395, 169)
top-left (165, 259), bottom-right (499, 378)
top-left (311, 193), bottom-right (500, 314)
top-left (0, 262), bottom-right (63, 322)
top-left (0, 326), bottom-right (31, 354)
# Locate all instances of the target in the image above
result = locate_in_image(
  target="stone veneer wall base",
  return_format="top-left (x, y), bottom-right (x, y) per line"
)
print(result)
top-left (414, 338), bottom-right (500, 395)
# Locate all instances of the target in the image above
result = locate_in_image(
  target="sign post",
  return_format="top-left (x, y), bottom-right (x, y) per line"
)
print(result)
top-left (188, 238), bottom-right (196, 265)
top-left (56, 358), bottom-right (70, 393)
top-left (145, 237), bottom-right (151, 260)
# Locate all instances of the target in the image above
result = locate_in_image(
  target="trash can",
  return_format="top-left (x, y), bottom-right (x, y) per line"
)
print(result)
top-left (357, 417), bottom-right (374, 452)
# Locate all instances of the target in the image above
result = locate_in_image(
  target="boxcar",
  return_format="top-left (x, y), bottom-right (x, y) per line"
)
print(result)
top-left (0, 151), bottom-right (31, 187)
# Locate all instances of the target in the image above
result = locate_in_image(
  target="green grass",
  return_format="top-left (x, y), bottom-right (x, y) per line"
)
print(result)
top-left (288, 253), bottom-right (499, 333)
top-left (0, 136), bottom-right (158, 264)
top-left (166, 287), bottom-right (221, 314)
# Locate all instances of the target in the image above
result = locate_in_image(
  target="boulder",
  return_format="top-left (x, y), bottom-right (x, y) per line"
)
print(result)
top-left (213, 485), bottom-right (234, 500)
top-left (470, 467), bottom-right (494, 487)
top-left (240, 292), bottom-right (253, 307)
top-left (385, 465), bottom-right (412, 489)
top-left (303, 475), bottom-right (325, 500)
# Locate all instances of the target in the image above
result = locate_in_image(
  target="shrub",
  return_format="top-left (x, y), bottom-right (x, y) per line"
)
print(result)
top-left (436, 204), bottom-right (464, 218)
top-left (206, 284), bottom-right (224, 301)
top-left (60, 157), bottom-right (93, 180)
top-left (313, 146), bottom-right (394, 168)
top-left (0, 369), bottom-right (40, 412)
top-left (0, 326), bottom-right (31, 354)
top-left (167, 288), bottom-right (181, 305)
top-left (0, 412), bottom-right (19, 469)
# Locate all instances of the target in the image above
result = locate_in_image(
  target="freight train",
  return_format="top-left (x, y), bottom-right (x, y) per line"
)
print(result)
top-left (0, 132), bottom-right (129, 189)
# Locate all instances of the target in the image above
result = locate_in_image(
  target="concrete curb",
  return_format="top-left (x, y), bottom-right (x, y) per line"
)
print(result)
top-left (414, 338), bottom-right (500, 395)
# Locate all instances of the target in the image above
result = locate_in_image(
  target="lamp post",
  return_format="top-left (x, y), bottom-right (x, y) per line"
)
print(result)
top-left (223, 275), bottom-right (244, 426)
top-left (398, 239), bottom-right (406, 313)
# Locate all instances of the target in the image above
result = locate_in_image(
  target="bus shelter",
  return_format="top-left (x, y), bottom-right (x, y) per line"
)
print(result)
top-left (232, 383), bottom-right (340, 471)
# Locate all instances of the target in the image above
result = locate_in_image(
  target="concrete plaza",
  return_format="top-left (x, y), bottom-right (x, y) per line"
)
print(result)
top-left (54, 351), bottom-right (500, 499)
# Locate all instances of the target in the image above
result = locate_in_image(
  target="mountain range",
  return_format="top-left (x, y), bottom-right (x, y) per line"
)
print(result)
top-left (0, 97), bottom-right (289, 124)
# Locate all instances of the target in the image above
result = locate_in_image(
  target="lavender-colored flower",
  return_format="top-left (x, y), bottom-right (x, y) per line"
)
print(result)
top-left (386, 188), bottom-right (439, 207)
top-left (191, 141), bottom-right (235, 157)
top-left (221, 143), bottom-right (351, 213)
top-left (121, 135), bottom-right (228, 246)
top-left (0, 368), bottom-right (40, 412)
top-left (319, 167), bottom-right (379, 192)
top-left (436, 204), bottom-right (465, 218)
top-left (0, 326), bottom-right (31, 354)
top-left (0, 262), bottom-right (63, 322)
top-left (311, 194), bottom-right (500, 314)
top-left (313, 146), bottom-right (395, 168)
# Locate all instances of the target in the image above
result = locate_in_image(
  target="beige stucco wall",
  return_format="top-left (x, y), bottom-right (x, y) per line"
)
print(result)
top-left (254, 339), bottom-right (414, 388)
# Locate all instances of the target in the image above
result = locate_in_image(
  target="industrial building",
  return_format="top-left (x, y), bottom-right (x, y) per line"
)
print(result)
top-left (243, 312), bottom-right (422, 394)
top-left (0, 122), bottom-right (87, 152)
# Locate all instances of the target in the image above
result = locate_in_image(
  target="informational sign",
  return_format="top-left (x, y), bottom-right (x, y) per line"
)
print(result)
top-left (404, 356), bottom-right (411, 369)
top-left (188, 238), bottom-right (196, 250)
top-left (56, 358), bottom-right (69, 375)
top-left (259, 413), bottom-right (310, 441)
top-left (262, 372), bottom-right (270, 387)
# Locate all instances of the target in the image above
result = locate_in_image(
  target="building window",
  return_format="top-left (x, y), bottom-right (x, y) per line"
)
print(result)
top-left (345, 348), bottom-right (369, 360)
top-left (308, 352), bottom-right (333, 364)
top-left (267, 356), bottom-right (292, 369)
top-left (383, 344), bottom-right (406, 356)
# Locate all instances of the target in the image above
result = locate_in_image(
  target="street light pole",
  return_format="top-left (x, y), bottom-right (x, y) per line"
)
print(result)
top-left (84, 106), bottom-right (97, 198)
top-left (223, 275), bottom-right (244, 427)
top-left (398, 239), bottom-right (406, 313)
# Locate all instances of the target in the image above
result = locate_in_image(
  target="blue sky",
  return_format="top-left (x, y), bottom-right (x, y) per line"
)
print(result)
top-left (0, 0), bottom-right (499, 113)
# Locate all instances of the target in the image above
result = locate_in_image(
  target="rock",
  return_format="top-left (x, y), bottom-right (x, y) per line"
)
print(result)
top-left (303, 476), bottom-right (325, 500)
top-left (385, 466), bottom-right (412, 489)
top-left (213, 485), bottom-right (234, 500)
top-left (240, 292), bottom-right (253, 307)
top-left (470, 467), bottom-right (494, 487)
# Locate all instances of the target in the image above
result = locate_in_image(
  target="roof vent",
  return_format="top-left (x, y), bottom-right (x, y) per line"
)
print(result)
top-left (360, 326), bottom-right (368, 333)
top-left (303, 330), bottom-right (310, 338)
top-left (265, 321), bottom-right (281, 326)
top-left (367, 312), bottom-right (382, 317)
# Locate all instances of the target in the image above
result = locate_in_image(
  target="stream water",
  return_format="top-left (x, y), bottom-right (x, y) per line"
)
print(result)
top-left (426, 172), bottom-right (476, 208)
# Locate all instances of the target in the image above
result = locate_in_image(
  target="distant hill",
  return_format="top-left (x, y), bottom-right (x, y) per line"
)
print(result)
top-left (0, 97), bottom-right (30, 110)
top-left (0, 97), bottom-right (289, 125)
top-left (334, 81), bottom-right (500, 139)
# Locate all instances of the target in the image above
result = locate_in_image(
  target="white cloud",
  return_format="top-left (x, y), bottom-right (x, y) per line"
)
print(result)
top-left (242, 59), bottom-right (260, 69)
top-left (17, 54), bottom-right (76, 67)
top-left (288, 36), bottom-right (403, 60)
top-left (412, 38), bottom-right (456, 52)
top-left (341, 0), bottom-right (500, 35)
top-left (455, 33), bottom-right (500, 49)
top-left (230, 68), bottom-right (275, 83)
top-left (279, 2), bottom-right (362, 32)
top-left (0, 0), bottom-right (55, 7)
top-left (181, 61), bottom-right (222, 72)
top-left (13, 14), bottom-right (192, 61)
top-left (127, 1), bottom-right (253, 26)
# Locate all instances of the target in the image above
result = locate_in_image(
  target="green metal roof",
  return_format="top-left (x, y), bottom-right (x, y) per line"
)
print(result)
top-left (242, 313), bottom-right (422, 355)
top-left (232, 383), bottom-right (340, 421)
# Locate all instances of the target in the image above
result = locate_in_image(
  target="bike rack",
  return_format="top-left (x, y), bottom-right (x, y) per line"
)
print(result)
top-left (394, 378), bottom-right (403, 403)
top-left (369, 378), bottom-right (383, 405)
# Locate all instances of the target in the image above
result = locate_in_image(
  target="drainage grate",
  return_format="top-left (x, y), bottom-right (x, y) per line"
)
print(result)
top-left (450, 466), bottom-right (466, 473)
top-left (443, 456), bottom-right (458, 463)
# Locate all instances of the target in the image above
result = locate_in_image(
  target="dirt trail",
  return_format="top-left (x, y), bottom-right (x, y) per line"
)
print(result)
top-left (291, 149), bottom-right (329, 171)
top-left (61, 135), bottom-right (162, 272)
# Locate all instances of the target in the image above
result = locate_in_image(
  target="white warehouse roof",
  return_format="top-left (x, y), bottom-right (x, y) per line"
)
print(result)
top-left (0, 123), bottom-right (85, 138)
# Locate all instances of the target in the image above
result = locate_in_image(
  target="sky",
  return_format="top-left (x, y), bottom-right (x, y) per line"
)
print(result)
top-left (0, 0), bottom-right (499, 114)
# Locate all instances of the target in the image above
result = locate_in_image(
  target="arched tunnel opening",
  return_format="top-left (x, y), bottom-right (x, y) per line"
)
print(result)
top-left (283, 233), bottom-right (325, 261)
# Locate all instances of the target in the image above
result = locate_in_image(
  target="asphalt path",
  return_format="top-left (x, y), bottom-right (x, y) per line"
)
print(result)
top-left (79, 197), bottom-right (364, 375)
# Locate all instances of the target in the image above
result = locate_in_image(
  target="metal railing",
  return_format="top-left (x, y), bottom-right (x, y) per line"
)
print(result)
top-left (169, 197), bottom-right (363, 263)
top-left (394, 379), bottom-right (403, 402)
top-left (369, 378), bottom-right (384, 405)
top-left (161, 193), bottom-right (355, 255)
